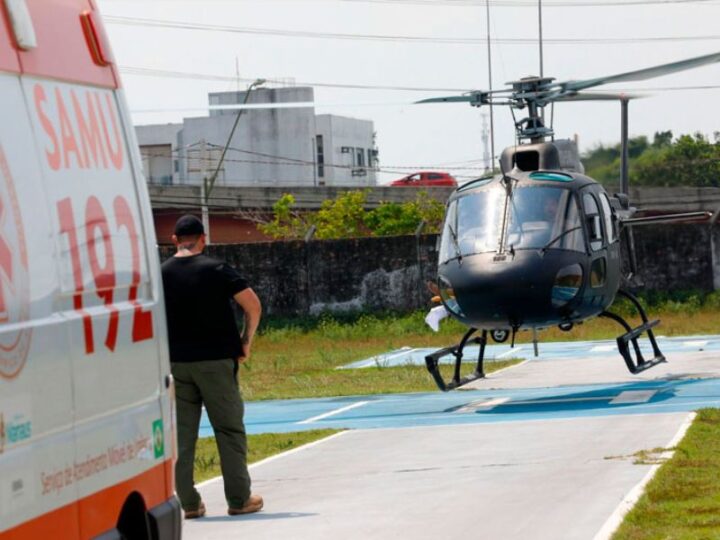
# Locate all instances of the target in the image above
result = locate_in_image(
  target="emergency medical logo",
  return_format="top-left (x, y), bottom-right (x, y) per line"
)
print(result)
top-left (152, 419), bottom-right (164, 459)
top-left (0, 145), bottom-right (32, 379)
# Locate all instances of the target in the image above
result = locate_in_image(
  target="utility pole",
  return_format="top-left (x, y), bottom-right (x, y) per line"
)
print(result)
top-left (485, 0), bottom-right (495, 170)
top-left (481, 114), bottom-right (490, 173)
top-left (203, 78), bottom-right (266, 243)
top-left (538, 0), bottom-right (544, 78)
top-left (538, 0), bottom-right (545, 123)
top-left (199, 139), bottom-right (210, 243)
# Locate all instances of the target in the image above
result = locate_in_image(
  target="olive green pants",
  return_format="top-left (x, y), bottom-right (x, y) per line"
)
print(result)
top-left (171, 359), bottom-right (251, 510)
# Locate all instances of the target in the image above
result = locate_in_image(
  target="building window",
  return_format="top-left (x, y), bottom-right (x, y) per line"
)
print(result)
top-left (316, 135), bottom-right (324, 178)
top-left (355, 148), bottom-right (364, 168)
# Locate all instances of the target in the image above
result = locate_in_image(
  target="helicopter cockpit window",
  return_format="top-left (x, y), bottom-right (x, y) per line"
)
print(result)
top-left (505, 186), bottom-right (583, 252)
top-left (583, 193), bottom-right (604, 251)
top-left (439, 201), bottom-right (459, 263)
top-left (442, 186), bottom-right (584, 258)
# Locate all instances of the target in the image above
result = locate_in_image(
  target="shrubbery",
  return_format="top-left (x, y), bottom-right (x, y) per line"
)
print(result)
top-left (258, 190), bottom-right (446, 240)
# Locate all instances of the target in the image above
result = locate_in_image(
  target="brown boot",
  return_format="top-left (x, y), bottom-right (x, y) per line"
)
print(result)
top-left (184, 501), bottom-right (206, 519)
top-left (228, 494), bottom-right (264, 515)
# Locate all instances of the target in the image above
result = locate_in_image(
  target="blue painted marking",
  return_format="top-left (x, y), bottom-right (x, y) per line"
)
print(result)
top-left (198, 378), bottom-right (720, 437)
top-left (341, 335), bottom-right (720, 369)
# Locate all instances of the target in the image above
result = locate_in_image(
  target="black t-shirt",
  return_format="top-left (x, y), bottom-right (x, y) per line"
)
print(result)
top-left (161, 254), bottom-right (248, 363)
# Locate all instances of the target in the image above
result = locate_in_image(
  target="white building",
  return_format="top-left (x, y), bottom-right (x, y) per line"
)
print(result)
top-left (135, 87), bottom-right (378, 187)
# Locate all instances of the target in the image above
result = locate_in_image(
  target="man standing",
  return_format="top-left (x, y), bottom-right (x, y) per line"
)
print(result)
top-left (161, 214), bottom-right (263, 519)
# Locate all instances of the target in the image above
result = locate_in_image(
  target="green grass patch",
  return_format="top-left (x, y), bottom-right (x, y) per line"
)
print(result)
top-left (612, 408), bottom-right (720, 539)
top-left (194, 429), bottom-right (341, 483)
top-left (241, 360), bottom-right (521, 401)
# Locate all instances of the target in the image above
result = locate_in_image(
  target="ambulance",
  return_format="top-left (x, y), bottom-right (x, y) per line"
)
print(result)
top-left (0, 0), bottom-right (181, 538)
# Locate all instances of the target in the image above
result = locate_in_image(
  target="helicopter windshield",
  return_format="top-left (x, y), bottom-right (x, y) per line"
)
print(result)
top-left (440, 185), bottom-right (584, 262)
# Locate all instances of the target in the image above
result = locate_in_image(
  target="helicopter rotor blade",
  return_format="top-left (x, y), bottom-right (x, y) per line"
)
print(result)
top-left (552, 92), bottom-right (644, 102)
top-left (416, 95), bottom-right (479, 104)
top-left (415, 88), bottom-right (510, 106)
top-left (562, 51), bottom-right (720, 93)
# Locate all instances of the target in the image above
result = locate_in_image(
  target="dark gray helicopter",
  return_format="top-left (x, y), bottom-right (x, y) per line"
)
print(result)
top-left (420, 51), bottom-right (720, 391)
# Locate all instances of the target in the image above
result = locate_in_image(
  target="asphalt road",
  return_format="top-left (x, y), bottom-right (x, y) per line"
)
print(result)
top-left (184, 349), bottom-right (720, 540)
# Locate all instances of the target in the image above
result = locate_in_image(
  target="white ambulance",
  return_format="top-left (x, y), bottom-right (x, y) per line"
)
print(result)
top-left (0, 1), bottom-right (180, 538)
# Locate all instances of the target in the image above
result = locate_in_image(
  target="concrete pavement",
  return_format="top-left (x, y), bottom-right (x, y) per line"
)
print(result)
top-left (184, 350), bottom-right (720, 540)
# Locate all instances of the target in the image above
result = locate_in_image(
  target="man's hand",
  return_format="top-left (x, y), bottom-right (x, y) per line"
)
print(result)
top-left (238, 340), bottom-right (251, 364)
top-left (234, 288), bottom-right (262, 365)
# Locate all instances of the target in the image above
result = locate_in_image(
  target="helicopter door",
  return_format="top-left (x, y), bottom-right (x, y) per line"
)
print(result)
top-left (582, 191), bottom-right (609, 305)
top-left (598, 191), bottom-right (622, 297)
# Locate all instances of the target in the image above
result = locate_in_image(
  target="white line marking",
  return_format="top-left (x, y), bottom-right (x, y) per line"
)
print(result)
top-left (593, 412), bottom-right (696, 540)
top-left (196, 431), bottom-right (349, 488)
top-left (683, 340), bottom-right (708, 348)
top-left (455, 397), bottom-right (510, 413)
top-left (497, 347), bottom-right (523, 358)
top-left (343, 348), bottom-right (415, 369)
top-left (590, 345), bottom-right (616, 352)
top-left (298, 401), bottom-right (370, 424)
top-left (610, 390), bottom-right (656, 405)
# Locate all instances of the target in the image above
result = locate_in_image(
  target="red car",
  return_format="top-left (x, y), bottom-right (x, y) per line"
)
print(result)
top-left (390, 171), bottom-right (457, 187)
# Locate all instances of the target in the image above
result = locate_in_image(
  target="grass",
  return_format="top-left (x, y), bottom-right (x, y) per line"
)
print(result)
top-left (612, 409), bottom-right (720, 539)
top-left (239, 293), bottom-right (720, 400)
top-left (194, 429), bottom-right (342, 483)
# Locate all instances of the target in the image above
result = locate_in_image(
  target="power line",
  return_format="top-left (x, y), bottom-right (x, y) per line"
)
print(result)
top-left (335, 0), bottom-right (715, 6)
top-left (101, 0), bottom-right (717, 6)
top-left (106, 16), bottom-right (720, 46)
top-left (141, 146), bottom-right (491, 173)
top-left (120, 66), bottom-right (470, 92)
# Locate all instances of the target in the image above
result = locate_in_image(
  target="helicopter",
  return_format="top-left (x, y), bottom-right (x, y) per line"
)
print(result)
top-left (418, 51), bottom-right (720, 392)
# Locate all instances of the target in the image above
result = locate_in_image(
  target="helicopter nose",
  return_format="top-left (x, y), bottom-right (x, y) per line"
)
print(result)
top-left (439, 251), bottom-right (584, 328)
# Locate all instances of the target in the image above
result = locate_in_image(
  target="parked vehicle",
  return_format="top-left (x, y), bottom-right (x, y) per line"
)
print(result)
top-left (390, 171), bottom-right (457, 187)
top-left (0, 1), bottom-right (180, 539)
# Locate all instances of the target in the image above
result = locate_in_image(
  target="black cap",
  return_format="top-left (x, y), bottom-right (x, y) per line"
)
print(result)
top-left (174, 214), bottom-right (205, 236)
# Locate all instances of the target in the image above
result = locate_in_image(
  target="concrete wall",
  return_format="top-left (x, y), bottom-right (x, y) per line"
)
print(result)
top-left (158, 223), bottom-right (719, 316)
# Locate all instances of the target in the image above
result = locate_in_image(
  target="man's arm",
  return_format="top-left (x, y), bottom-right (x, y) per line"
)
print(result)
top-left (233, 288), bottom-right (262, 363)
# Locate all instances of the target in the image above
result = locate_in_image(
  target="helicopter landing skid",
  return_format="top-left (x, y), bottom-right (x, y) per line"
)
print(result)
top-left (600, 289), bottom-right (666, 374)
top-left (425, 328), bottom-right (488, 391)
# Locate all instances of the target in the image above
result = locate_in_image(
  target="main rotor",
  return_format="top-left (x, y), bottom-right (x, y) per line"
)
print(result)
top-left (418, 51), bottom-right (720, 143)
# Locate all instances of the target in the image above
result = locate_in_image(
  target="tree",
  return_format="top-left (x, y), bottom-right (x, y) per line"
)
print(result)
top-left (258, 190), bottom-right (448, 240)
top-left (583, 131), bottom-right (720, 188)
top-left (257, 194), bottom-right (310, 239)
top-left (313, 190), bottom-right (369, 239)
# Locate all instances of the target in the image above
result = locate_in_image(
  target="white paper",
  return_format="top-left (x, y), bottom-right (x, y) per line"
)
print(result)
top-left (425, 305), bottom-right (449, 332)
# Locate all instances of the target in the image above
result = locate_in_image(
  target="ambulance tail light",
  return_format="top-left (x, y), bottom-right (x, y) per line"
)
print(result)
top-left (80, 9), bottom-right (113, 67)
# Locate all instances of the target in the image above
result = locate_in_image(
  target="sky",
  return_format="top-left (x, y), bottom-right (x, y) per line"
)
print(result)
top-left (96, 0), bottom-right (720, 184)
